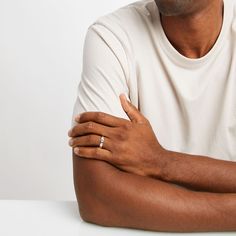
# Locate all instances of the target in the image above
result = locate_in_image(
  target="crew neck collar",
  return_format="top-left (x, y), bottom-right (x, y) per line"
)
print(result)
top-left (151, 0), bottom-right (233, 69)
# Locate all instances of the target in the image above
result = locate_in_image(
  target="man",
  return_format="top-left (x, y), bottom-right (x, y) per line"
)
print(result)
top-left (68, 0), bottom-right (236, 232)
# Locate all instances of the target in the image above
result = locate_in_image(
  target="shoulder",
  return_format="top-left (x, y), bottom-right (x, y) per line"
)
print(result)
top-left (92, 0), bottom-right (155, 29)
top-left (86, 0), bottom-right (157, 49)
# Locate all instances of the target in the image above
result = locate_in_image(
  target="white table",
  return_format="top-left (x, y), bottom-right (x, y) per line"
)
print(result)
top-left (0, 200), bottom-right (234, 236)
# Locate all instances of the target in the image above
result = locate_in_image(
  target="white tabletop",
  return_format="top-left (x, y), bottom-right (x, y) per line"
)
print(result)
top-left (0, 200), bottom-right (235, 236)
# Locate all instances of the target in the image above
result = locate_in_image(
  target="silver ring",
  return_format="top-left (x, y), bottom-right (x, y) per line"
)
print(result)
top-left (99, 136), bottom-right (105, 148)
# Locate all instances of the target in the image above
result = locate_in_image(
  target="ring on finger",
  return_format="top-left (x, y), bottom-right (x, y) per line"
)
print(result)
top-left (99, 136), bottom-right (105, 149)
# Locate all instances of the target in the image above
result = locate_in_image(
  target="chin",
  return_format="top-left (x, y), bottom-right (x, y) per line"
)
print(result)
top-left (155, 0), bottom-right (194, 16)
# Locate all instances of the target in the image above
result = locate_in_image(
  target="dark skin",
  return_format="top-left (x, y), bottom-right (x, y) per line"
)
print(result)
top-left (69, 0), bottom-right (236, 232)
top-left (69, 94), bottom-right (236, 193)
top-left (155, 0), bottom-right (223, 58)
top-left (73, 155), bottom-right (236, 232)
top-left (69, 96), bottom-right (236, 232)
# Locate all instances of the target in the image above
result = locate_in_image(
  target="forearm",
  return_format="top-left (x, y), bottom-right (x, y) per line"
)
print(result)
top-left (73, 154), bottom-right (236, 232)
top-left (70, 109), bottom-right (236, 194)
top-left (160, 150), bottom-right (236, 193)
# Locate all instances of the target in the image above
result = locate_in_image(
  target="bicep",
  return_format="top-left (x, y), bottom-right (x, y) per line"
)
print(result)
top-left (71, 24), bottom-right (130, 128)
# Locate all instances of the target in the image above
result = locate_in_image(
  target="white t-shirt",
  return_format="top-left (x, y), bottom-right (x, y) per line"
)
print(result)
top-left (71, 0), bottom-right (236, 161)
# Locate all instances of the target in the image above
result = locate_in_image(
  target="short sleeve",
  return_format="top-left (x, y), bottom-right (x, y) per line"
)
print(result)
top-left (70, 23), bottom-right (131, 128)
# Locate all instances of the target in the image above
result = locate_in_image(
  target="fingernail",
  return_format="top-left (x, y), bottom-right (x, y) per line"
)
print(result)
top-left (69, 139), bottom-right (73, 146)
top-left (74, 147), bottom-right (79, 155)
top-left (75, 115), bottom-right (80, 122)
top-left (120, 93), bottom-right (127, 100)
top-left (68, 129), bottom-right (72, 137)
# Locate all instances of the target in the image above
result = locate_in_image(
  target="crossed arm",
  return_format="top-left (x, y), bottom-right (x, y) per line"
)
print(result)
top-left (69, 95), bottom-right (236, 232)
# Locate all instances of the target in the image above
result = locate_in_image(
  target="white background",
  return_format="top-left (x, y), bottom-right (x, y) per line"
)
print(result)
top-left (0, 0), bottom-right (135, 200)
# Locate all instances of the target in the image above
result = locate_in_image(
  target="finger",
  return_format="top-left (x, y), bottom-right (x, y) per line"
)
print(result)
top-left (119, 94), bottom-right (146, 123)
top-left (73, 146), bottom-right (112, 162)
top-left (77, 111), bottom-right (128, 127)
top-left (68, 122), bottom-right (112, 138)
top-left (69, 135), bottom-right (112, 151)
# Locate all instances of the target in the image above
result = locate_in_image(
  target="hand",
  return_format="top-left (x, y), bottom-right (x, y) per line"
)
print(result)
top-left (68, 94), bottom-right (167, 178)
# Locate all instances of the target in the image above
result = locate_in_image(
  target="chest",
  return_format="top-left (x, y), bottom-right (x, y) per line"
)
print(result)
top-left (132, 46), bottom-right (236, 161)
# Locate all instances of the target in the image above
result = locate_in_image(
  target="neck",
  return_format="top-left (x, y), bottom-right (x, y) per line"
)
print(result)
top-left (160, 1), bottom-right (224, 59)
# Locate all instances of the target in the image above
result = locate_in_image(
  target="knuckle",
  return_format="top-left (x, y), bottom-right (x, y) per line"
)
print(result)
top-left (124, 122), bottom-right (133, 130)
top-left (86, 121), bottom-right (94, 130)
top-left (138, 118), bottom-right (149, 125)
top-left (96, 112), bottom-right (106, 121)
top-left (94, 148), bottom-right (100, 157)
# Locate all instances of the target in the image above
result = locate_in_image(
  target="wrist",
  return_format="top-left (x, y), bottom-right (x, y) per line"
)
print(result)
top-left (161, 150), bottom-right (186, 183)
top-left (159, 148), bottom-right (173, 181)
top-left (146, 146), bottom-right (171, 180)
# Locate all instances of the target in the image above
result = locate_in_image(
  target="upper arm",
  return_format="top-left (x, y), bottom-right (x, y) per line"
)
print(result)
top-left (71, 23), bottom-right (132, 219)
top-left (71, 23), bottom-right (131, 128)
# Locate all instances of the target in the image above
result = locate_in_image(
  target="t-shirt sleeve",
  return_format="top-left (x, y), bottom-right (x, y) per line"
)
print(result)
top-left (71, 23), bottom-right (131, 128)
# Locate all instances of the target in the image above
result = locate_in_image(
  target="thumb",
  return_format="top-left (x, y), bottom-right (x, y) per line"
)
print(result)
top-left (119, 93), bottom-right (145, 123)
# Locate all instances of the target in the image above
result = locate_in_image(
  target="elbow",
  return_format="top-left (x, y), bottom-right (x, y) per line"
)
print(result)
top-left (73, 156), bottom-right (118, 227)
top-left (78, 200), bottom-right (110, 227)
top-left (75, 184), bottom-right (106, 225)
top-left (76, 186), bottom-right (115, 227)
top-left (77, 200), bottom-right (98, 224)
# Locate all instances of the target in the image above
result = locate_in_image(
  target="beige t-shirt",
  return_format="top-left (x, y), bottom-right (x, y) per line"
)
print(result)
top-left (71, 0), bottom-right (236, 161)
